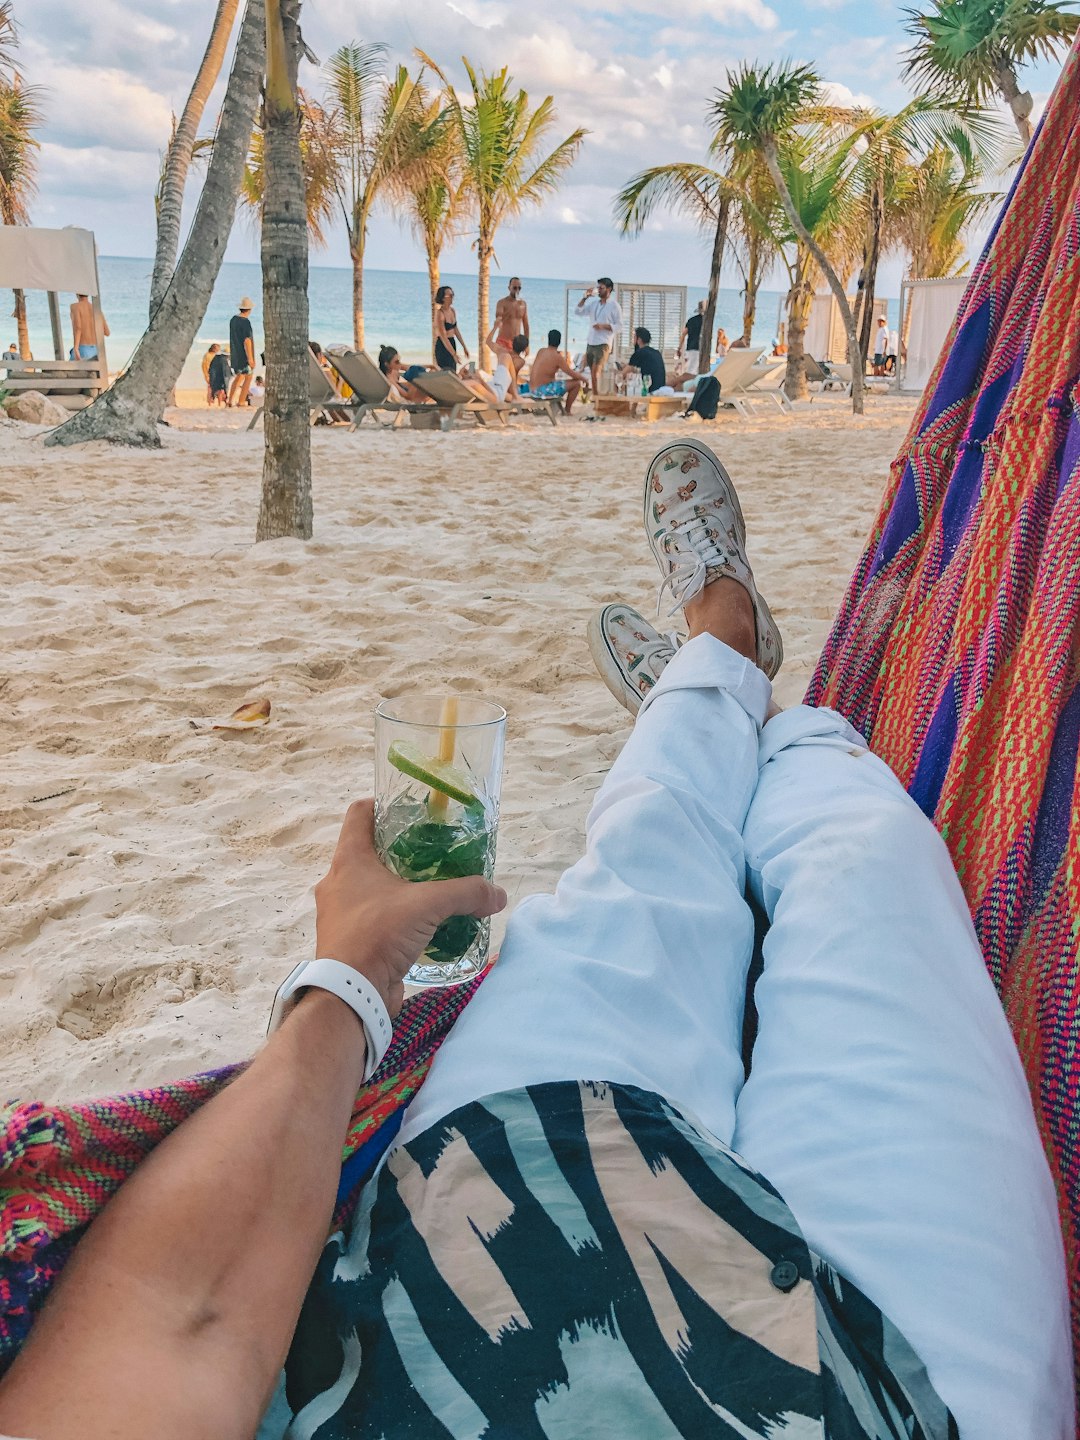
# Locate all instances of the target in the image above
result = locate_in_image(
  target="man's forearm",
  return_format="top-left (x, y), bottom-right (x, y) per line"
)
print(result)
top-left (0, 992), bottom-right (367, 1440)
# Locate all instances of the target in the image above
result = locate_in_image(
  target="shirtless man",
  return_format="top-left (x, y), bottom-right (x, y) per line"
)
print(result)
top-left (70, 294), bottom-right (109, 361)
top-left (528, 328), bottom-right (587, 414)
top-left (491, 277), bottom-right (529, 362)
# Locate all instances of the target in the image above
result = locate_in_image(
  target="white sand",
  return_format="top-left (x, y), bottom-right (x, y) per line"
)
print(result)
top-left (0, 395), bottom-right (915, 1102)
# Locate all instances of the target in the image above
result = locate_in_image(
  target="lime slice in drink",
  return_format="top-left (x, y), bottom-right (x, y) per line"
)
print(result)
top-left (387, 740), bottom-right (481, 809)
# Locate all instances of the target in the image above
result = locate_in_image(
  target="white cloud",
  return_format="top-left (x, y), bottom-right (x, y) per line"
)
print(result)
top-left (560, 207), bottom-right (582, 225)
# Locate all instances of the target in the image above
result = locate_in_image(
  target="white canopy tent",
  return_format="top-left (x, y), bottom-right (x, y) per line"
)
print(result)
top-left (778, 292), bottom-right (889, 365)
top-left (897, 277), bottom-right (968, 395)
top-left (0, 225), bottom-right (108, 404)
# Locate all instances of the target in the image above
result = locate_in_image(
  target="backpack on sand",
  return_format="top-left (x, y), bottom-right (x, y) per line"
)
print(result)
top-left (686, 374), bottom-right (720, 420)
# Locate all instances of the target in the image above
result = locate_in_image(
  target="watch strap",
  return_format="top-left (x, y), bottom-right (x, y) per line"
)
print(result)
top-left (268, 959), bottom-right (392, 1082)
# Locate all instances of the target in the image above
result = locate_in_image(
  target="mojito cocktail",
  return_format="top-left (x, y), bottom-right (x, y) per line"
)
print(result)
top-left (374, 698), bottom-right (506, 986)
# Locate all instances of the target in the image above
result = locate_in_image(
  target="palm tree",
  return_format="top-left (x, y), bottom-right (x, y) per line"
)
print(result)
top-left (0, 2), bottom-right (41, 360)
top-left (241, 91), bottom-right (340, 247)
top-left (48, 0), bottom-right (266, 449)
top-left (397, 91), bottom-right (465, 351)
top-left (774, 127), bottom-right (864, 400)
top-left (849, 98), bottom-right (1000, 363)
top-left (727, 157), bottom-right (784, 345)
top-left (903, 0), bottom-right (1079, 145)
top-left (712, 61), bottom-right (867, 414)
top-left (323, 44), bottom-right (423, 350)
top-left (420, 54), bottom-right (586, 363)
top-left (150, 0), bottom-right (241, 317)
top-left (896, 143), bottom-right (1001, 276)
top-left (257, 0), bottom-right (311, 541)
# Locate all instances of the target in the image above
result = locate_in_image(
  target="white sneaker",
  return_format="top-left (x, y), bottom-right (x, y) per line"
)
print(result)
top-left (643, 440), bottom-right (783, 679)
top-left (587, 604), bottom-right (677, 715)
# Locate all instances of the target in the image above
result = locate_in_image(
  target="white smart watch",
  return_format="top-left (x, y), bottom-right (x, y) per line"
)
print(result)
top-left (268, 958), bottom-right (392, 1082)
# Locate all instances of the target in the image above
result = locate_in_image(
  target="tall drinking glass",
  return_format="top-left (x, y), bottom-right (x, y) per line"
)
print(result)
top-left (374, 696), bottom-right (506, 986)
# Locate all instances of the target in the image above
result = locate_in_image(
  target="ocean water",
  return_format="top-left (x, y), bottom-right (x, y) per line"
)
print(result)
top-left (10, 256), bottom-right (892, 390)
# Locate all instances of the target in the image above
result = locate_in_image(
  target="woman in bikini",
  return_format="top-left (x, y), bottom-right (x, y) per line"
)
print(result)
top-left (433, 286), bottom-right (469, 371)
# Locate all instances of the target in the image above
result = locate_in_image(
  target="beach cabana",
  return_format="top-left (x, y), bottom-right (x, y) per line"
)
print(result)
top-left (779, 291), bottom-right (888, 366)
top-left (895, 276), bottom-right (967, 395)
top-left (0, 225), bottom-right (109, 407)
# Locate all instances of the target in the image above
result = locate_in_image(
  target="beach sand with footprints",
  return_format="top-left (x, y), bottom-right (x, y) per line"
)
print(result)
top-left (0, 394), bottom-right (915, 1101)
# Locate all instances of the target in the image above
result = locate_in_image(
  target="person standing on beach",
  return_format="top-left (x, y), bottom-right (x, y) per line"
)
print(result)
top-left (679, 301), bottom-right (705, 374)
top-left (575, 277), bottom-right (622, 396)
top-left (433, 286), bottom-right (469, 370)
top-left (202, 344), bottom-right (222, 405)
top-left (207, 346), bottom-right (230, 406)
top-left (492, 277), bottom-right (529, 360)
top-left (228, 298), bottom-right (256, 408)
top-left (69, 294), bottom-right (109, 361)
top-left (872, 315), bottom-right (889, 377)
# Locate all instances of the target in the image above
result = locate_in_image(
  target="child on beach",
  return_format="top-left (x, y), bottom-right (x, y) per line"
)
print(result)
top-left (206, 346), bottom-right (229, 406)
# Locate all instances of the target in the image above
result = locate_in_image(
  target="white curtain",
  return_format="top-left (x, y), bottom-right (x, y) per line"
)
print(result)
top-left (902, 280), bottom-right (967, 394)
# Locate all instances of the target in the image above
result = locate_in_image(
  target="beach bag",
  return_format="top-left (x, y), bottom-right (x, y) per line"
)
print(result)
top-left (686, 374), bottom-right (720, 420)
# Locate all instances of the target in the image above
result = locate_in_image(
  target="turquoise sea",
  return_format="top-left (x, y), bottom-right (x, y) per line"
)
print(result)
top-left (12, 256), bottom-right (893, 389)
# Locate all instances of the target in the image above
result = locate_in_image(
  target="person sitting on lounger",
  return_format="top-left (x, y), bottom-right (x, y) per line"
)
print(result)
top-left (472, 330), bottom-right (528, 402)
top-left (0, 441), bottom-right (1070, 1440)
top-left (524, 328), bottom-right (586, 414)
top-left (378, 346), bottom-right (430, 405)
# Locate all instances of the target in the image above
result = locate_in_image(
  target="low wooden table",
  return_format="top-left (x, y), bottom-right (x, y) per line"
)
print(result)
top-left (593, 392), bottom-right (687, 422)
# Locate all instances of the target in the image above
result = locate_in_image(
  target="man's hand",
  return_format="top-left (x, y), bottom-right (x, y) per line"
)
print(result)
top-left (314, 801), bottom-right (507, 1017)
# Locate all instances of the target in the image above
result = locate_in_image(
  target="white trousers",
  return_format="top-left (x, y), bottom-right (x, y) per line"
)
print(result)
top-left (397, 635), bottom-right (1073, 1440)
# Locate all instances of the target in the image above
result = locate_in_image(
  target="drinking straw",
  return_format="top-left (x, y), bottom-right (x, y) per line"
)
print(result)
top-left (429, 696), bottom-right (458, 815)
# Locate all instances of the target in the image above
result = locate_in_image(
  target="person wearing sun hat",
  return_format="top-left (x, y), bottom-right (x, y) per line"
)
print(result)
top-left (228, 296), bottom-right (256, 409)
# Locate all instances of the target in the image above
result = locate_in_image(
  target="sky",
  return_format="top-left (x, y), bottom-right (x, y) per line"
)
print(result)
top-left (13, 0), bottom-right (1068, 295)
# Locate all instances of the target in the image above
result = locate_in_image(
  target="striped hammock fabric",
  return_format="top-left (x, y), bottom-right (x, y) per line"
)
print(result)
top-left (0, 971), bottom-right (487, 1374)
top-left (808, 39), bottom-right (1080, 1398)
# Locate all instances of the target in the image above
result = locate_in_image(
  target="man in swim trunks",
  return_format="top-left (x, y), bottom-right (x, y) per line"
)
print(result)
top-left (491, 277), bottom-right (529, 362)
top-left (528, 328), bottom-right (588, 414)
top-left (69, 294), bottom-right (109, 362)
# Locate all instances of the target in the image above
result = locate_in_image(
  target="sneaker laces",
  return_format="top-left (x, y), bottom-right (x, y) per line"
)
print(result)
top-left (655, 515), bottom-right (738, 617)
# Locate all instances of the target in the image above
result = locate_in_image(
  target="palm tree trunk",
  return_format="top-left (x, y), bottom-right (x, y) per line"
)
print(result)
top-left (996, 62), bottom-right (1034, 146)
top-left (741, 235), bottom-right (763, 344)
top-left (351, 238), bottom-right (364, 350)
top-left (256, 0), bottom-right (311, 542)
top-left (150, 0), bottom-right (241, 318)
top-left (784, 255), bottom-right (813, 402)
top-left (763, 138), bottom-right (864, 415)
top-left (699, 195), bottom-right (729, 373)
top-left (13, 289), bottom-right (29, 359)
top-left (426, 241), bottom-right (440, 359)
top-left (857, 181), bottom-right (884, 366)
top-left (46, 0), bottom-right (266, 449)
top-left (477, 233), bottom-right (493, 365)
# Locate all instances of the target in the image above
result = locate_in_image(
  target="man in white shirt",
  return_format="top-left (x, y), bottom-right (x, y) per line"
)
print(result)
top-left (575, 277), bottom-right (622, 397)
top-left (872, 315), bottom-right (889, 376)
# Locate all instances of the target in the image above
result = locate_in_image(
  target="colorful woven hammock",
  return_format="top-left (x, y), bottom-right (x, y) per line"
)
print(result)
top-left (808, 38), bottom-right (1080, 1396)
top-left (0, 970), bottom-right (486, 1374)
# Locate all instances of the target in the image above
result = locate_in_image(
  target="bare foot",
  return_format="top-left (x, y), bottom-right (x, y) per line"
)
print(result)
top-left (683, 576), bottom-right (756, 663)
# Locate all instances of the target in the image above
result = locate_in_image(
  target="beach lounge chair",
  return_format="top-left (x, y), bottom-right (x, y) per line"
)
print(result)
top-left (688, 348), bottom-right (768, 420)
top-left (741, 360), bottom-right (795, 415)
top-left (246, 352), bottom-right (344, 431)
top-left (508, 391), bottom-right (561, 425)
top-left (411, 369), bottom-right (507, 429)
top-left (324, 349), bottom-right (430, 429)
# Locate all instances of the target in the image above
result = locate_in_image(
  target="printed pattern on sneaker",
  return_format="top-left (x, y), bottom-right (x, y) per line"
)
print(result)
top-left (643, 441), bottom-right (782, 679)
top-left (588, 604), bottom-right (676, 714)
